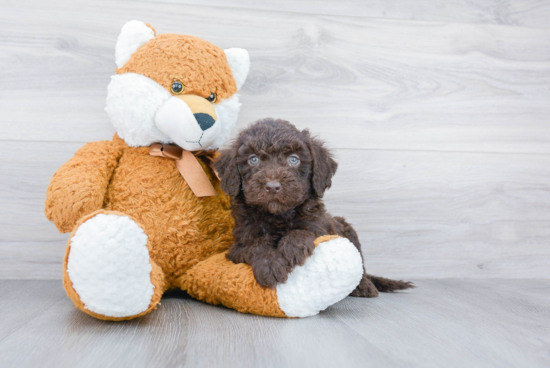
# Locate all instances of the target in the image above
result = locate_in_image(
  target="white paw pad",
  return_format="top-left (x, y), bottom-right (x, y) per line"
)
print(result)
top-left (276, 237), bottom-right (363, 317)
top-left (67, 213), bottom-right (154, 318)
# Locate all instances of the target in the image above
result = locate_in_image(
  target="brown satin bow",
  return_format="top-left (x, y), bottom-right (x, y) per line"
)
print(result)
top-left (149, 143), bottom-right (218, 197)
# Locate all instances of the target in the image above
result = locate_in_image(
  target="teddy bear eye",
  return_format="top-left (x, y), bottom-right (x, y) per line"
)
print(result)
top-left (248, 155), bottom-right (259, 165)
top-left (206, 93), bottom-right (217, 103)
top-left (288, 155), bottom-right (300, 166)
top-left (171, 79), bottom-right (184, 94)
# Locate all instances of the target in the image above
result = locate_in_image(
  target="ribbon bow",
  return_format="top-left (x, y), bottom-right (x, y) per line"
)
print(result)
top-left (149, 143), bottom-right (218, 197)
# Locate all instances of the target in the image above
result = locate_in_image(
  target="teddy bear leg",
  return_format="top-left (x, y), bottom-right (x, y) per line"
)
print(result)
top-left (181, 235), bottom-right (363, 318)
top-left (63, 210), bottom-right (166, 321)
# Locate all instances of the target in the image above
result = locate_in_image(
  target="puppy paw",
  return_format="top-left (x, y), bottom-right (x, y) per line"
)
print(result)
top-left (226, 246), bottom-right (247, 264)
top-left (278, 230), bottom-right (316, 268)
top-left (252, 255), bottom-right (290, 288)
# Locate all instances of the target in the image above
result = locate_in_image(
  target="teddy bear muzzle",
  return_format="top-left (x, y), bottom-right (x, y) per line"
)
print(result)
top-left (155, 94), bottom-right (220, 151)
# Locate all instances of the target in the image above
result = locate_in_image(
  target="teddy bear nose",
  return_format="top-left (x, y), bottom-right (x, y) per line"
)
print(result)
top-left (265, 181), bottom-right (281, 193)
top-left (194, 113), bottom-right (216, 131)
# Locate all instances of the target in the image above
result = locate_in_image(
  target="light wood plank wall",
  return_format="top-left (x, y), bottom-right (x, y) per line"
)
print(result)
top-left (1, 0), bottom-right (549, 279)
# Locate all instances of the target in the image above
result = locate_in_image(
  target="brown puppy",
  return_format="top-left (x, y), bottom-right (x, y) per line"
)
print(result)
top-left (214, 118), bottom-right (414, 296)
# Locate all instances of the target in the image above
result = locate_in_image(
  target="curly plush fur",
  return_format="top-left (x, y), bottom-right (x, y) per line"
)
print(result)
top-left (215, 118), bottom-right (415, 295)
top-left (45, 22), bottom-right (281, 320)
top-left (117, 32), bottom-right (237, 101)
top-left (46, 135), bottom-right (234, 286)
top-left (46, 22), bottom-right (382, 320)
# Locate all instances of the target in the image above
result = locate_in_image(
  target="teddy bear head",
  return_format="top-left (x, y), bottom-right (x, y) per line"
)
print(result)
top-left (105, 20), bottom-right (250, 151)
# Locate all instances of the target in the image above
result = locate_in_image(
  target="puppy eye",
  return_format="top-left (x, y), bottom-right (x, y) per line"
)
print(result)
top-left (288, 155), bottom-right (300, 166)
top-left (171, 79), bottom-right (184, 94)
top-left (248, 155), bottom-right (259, 165)
top-left (206, 92), bottom-right (217, 103)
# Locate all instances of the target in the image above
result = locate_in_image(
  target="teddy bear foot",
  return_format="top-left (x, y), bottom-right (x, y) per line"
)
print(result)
top-left (276, 236), bottom-right (364, 317)
top-left (63, 211), bottom-right (164, 320)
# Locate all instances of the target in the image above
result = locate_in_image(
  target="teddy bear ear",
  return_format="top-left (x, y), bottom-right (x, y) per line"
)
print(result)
top-left (115, 20), bottom-right (156, 68)
top-left (224, 48), bottom-right (250, 91)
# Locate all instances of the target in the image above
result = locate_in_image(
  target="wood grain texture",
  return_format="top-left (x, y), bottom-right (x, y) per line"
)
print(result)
top-left (0, 279), bottom-right (549, 368)
top-left (1, 0), bottom-right (550, 153)
top-left (328, 149), bottom-right (550, 279)
top-left (151, 0), bottom-right (550, 29)
top-left (0, 0), bottom-right (549, 280)
top-left (1, 141), bottom-right (549, 279)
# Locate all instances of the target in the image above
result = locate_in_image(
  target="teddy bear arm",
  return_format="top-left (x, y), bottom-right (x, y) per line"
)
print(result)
top-left (181, 236), bottom-right (364, 318)
top-left (45, 140), bottom-right (124, 233)
top-left (181, 252), bottom-right (287, 317)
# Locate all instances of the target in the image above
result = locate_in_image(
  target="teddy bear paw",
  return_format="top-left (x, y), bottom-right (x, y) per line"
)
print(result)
top-left (66, 212), bottom-right (155, 318)
top-left (276, 236), bottom-right (363, 317)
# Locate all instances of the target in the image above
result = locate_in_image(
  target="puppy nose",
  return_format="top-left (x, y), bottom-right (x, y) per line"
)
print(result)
top-left (194, 113), bottom-right (215, 131)
top-left (265, 181), bottom-right (281, 193)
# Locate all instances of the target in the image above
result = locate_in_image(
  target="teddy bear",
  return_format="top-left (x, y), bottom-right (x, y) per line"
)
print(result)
top-left (44, 20), bottom-right (365, 320)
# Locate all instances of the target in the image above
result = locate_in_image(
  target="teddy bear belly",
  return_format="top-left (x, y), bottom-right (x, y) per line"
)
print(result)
top-left (103, 149), bottom-right (234, 286)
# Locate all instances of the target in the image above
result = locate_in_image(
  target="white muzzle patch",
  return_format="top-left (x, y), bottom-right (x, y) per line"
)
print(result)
top-left (105, 73), bottom-right (172, 147)
top-left (154, 97), bottom-right (220, 151)
top-left (105, 73), bottom-right (241, 150)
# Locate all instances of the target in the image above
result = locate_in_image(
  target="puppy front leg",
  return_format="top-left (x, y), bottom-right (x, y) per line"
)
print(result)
top-left (277, 230), bottom-right (316, 268)
top-left (226, 243), bottom-right (251, 264)
top-left (250, 247), bottom-right (292, 289)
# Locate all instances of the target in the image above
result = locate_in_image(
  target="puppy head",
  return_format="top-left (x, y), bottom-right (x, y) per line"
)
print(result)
top-left (215, 118), bottom-right (338, 214)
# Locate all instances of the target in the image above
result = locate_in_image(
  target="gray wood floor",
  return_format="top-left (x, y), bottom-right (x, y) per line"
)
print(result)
top-left (0, 279), bottom-right (548, 368)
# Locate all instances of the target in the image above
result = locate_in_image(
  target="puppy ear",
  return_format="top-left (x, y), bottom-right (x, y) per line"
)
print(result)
top-left (305, 131), bottom-right (338, 197)
top-left (214, 145), bottom-right (241, 196)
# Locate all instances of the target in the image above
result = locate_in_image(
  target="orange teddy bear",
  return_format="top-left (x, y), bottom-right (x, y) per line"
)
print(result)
top-left (45, 21), bottom-right (364, 320)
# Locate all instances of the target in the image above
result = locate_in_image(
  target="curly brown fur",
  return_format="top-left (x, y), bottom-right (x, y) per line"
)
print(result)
top-left (215, 118), bottom-right (414, 295)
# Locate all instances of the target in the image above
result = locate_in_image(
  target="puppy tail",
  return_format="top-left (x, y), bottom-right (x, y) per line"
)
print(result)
top-left (366, 274), bottom-right (415, 292)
